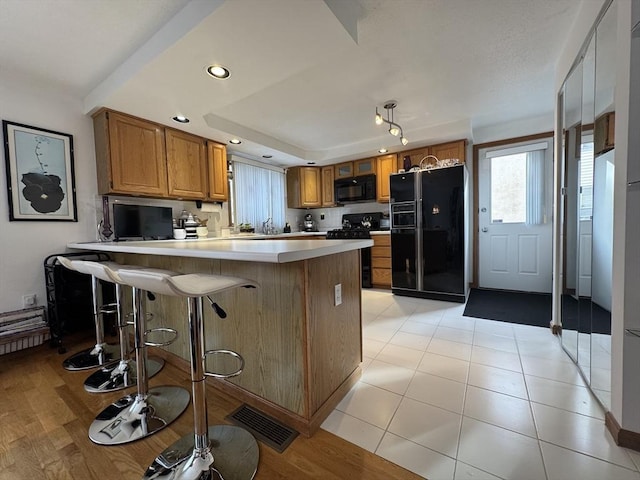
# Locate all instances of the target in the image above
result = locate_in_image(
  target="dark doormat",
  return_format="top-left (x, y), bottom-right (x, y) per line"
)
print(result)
top-left (463, 288), bottom-right (551, 328)
top-left (226, 404), bottom-right (298, 453)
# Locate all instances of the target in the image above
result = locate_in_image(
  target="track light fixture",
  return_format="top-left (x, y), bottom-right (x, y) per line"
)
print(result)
top-left (375, 101), bottom-right (408, 146)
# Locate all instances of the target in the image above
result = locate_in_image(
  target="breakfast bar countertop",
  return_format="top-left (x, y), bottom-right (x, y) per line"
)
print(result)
top-left (67, 237), bottom-right (373, 263)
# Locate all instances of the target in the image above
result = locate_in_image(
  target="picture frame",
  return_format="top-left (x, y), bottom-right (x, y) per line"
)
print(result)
top-left (3, 120), bottom-right (78, 221)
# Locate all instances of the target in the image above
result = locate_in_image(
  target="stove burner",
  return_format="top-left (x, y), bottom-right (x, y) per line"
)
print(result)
top-left (326, 228), bottom-right (371, 239)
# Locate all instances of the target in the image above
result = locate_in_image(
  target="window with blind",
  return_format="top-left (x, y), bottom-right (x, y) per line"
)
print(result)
top-left (579, 139), bottom-right (594, 220)
top-left (230, 157), bottom-right (286, 232)
top-left (486, 141), bottom-right (549, 225)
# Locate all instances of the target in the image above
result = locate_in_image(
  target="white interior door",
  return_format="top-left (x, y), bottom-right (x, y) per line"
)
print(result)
top-left (478, 140), bottom-right (553, 293)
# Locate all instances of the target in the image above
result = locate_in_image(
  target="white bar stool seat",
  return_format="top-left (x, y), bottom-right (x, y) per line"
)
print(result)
top-left (114, 269), bottom-right (260, 480)
top-left (57, 256), bottom-right (120, 371)
top-left (76, 261), bottom-right (164, 393)
top-left (88, 266), bottom-right (190, 446)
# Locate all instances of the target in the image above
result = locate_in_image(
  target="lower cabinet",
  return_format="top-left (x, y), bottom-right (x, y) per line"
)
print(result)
top-left (371, 234), bottom-right (391, 288)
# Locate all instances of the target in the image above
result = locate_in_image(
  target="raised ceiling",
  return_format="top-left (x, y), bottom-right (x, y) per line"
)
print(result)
top-left (0, 0), bottom-right (579, 166)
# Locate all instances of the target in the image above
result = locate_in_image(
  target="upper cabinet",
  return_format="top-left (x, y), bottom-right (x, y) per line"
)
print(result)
top-left (354, 158), bottom-right (376, 176)
top-left (334, 162), bottom-right (354, 179)
top-left (430, 140), bottom-right (466, 165)
top-left (398, 140), bottom-right (466, 171)
top-left (93, 109), bottom-right (228, 202)
top-left (321, 166), bottom-right (335, 207)
top-left (94, 110), bottom-right (168, 197)
top-left (376, 154), bottom-right (398, 203)
top-left (165, 128), bottom-right (207, 200)
top-left (207, 141), bottom-right (228, 202)
top-left (287, 166), bottom-right (322, 208)
top-left (594, 112), bottom-right (615, 156)
top-left (335, 158), bottom-right (376, 178)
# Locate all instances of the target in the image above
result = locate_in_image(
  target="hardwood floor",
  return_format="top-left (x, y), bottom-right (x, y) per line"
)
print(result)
top-left (0, 335), bottom-right (420, 480)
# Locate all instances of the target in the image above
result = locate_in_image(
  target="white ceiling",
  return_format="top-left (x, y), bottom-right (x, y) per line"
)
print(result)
top-left (0, 0), bottom-right (580, 167)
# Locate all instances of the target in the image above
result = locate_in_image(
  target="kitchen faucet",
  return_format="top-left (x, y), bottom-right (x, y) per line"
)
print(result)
top-left (262, 217), bottom-right (275, 235)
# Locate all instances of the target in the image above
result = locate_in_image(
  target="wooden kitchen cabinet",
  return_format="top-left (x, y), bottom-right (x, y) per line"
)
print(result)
top-left (371, 234), bottom-right (392, 288)
top-left (398, 146), bottom-right (430, 171)
top-left (334, 161), bottom-right (354, 179)
top-left (165, 128), bottom-right (207, 200)
top-left (354, 158), bottom-right (376, 176)
top-left (287, 166), bottom-right (322, 208)
top-left (93, 109), bottom-right (168, 197)
top-left (430, 140), bottom-right (466, 164)
top-left (396, 140), bottom-right (466, 171)
top-left (207, 141), bottom-right (228, 201)
top-left (94, 108), bottom-right (229, 202)
top-left (594, 111), bottom-right (615, 156)
top-left (321, 166), bottom-right (335, 206)
top-left (376, 153), bottom-right (398, 203)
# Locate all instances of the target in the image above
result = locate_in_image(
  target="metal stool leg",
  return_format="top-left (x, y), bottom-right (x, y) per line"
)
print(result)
top-left (84, 283), bottom-right (163, 393)
top-left (143, 296), bottom-right (258, 480)
top-left (63, 275), bottom-right (120, 371)
top-left (88, 286), bottom-right (189, 446)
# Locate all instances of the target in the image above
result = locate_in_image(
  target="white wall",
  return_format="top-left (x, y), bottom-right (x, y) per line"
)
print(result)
top-left (0, 70), bottom-right (219, 315)
top-left (0, 70), bottom-right (99, 313)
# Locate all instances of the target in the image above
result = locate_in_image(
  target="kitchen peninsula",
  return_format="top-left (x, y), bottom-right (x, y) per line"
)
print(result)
top-left (67, 237), bottom-right (372, 436)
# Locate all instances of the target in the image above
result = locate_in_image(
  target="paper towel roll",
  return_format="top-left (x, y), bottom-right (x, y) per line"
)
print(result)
top-left (200, 202), bottom-right (222, 213)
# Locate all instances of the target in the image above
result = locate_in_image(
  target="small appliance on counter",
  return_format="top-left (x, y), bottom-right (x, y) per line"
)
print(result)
top-left (303, 213), bottom-right (317, 232)
top-left (178, 210), bottom-right (200, 239)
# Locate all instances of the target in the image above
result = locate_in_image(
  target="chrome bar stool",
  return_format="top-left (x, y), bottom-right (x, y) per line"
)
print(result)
top-left (57, 256), bottom-right (120, 371)
top-left (77, 260), bottom-right (164, 393)
top-left (114, 269), bottom-right (260, 480)
top-left (88, 267), bottom-right (190, 446)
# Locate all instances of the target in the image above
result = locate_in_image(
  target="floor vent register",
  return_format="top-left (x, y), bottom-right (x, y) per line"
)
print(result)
top-left (227, 404), bottom-right (298, 453)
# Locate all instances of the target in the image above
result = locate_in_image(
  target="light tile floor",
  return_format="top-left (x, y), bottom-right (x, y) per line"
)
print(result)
top-left (321, 289), bottom-right (640, 480)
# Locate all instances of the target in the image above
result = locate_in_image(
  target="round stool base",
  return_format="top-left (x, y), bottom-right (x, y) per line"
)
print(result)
top-left (88, 385), bottom-right (190, 446)
top-left (143, 425), bottom-right (259, 480)
top-left (62, 343), bottom-right (120, 371)
top-left (83, 357), bottom-right (164, 393)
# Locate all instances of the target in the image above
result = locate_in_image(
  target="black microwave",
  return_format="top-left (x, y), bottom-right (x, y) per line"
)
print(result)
top-left (334, 174), bottom-right (377, 203)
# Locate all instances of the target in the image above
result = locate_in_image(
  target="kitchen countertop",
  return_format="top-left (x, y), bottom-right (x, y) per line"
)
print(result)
top-left (67, 237), bottom-right (373, 263)
top-left (227, 230), bottom-right (390, 239)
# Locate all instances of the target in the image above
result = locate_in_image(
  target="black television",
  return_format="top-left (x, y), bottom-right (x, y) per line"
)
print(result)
top-left (113, 204), bottom-right (173, 241)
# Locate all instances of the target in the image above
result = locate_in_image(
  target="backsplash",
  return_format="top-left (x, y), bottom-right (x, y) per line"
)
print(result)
top-left (286, 202), bottom-right (390, 232)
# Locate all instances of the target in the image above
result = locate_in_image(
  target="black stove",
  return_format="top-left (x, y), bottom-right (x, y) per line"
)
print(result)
top-left (324, 212), bottom-right (386, 289)
top-left (326, 227), bottom-right (371, 239)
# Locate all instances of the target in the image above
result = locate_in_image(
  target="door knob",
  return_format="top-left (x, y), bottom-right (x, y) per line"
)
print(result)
top-left (481, 207), bottom-right (487, 212)
top-left (481, 227), bottom-right (488, 232)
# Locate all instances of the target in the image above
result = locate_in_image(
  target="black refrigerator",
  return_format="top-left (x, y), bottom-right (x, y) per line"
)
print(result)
top-left (389, 165), bottom-right (467, 303)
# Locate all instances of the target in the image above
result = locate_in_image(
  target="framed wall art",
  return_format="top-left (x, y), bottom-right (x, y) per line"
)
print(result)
top-left (2, 120), bottom-right (78, 221)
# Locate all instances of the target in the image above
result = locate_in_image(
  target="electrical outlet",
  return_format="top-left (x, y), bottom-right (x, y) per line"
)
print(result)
top-left (334, 283), bottom-right (342, 306)
top-left (22, 294), bottom-right (36, 307)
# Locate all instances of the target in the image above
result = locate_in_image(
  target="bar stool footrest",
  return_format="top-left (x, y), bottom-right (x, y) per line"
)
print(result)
top-left (144, 327), bottom-right (178, 347)
top-left (125, 311), bottom-right (154, 326)
top-left (203, 349), bottom-right (244, 379)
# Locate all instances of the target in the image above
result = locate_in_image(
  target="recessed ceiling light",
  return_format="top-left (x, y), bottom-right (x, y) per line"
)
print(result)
top-left (378, 148), bottom-right (388, 153)
top-left (262, 155), bottom-right (272, 159)
top-left (307, 161), bottom-right (316, 165)
top-left (229, 138), bottom-right (241, 144)
top-left (206, 64), bottom-right (230, 79)
top-left (172, 115), bottom-right (189, 123)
